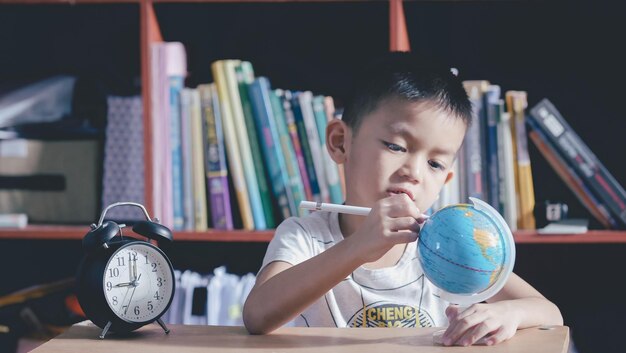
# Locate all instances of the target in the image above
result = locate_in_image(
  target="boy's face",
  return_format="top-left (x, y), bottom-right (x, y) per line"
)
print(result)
top-left (340, 98), bottom-right (467, 212)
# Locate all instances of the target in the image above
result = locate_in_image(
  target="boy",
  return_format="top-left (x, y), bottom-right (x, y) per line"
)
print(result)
top-left (242, 52), bottom-right (563, 346)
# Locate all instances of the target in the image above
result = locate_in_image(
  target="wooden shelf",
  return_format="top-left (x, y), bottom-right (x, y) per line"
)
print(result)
top-left (1, 227), bottom-right (625, 243)
top-left (0, 226), bottom-right (274, 242)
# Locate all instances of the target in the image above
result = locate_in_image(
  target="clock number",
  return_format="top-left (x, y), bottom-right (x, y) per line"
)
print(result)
top-left (122, 305), bottom-right (128, 313)
top-left (157, 277), bottom-right (163, 287)
top-left (151, 263), bottom-right (157, 272)
top-left (134, 306), bottom-right (140, 315)
top-left (154, 291), bottom-right (161, 300)
top-left (106, 281), bottom-right (113, 291)
top-left (147, 301), bottom-right (154, 311)
top-left (145, 255), bottom-right (149, 265)
top-left (108, 268), bottom-right (120, 277)
top-left (117, 257), bottom-right (125, 267)
top-left (112, 296), bottom-right (118, 305)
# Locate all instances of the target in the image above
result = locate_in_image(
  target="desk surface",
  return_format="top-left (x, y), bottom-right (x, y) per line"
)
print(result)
top-left (32, 323), bottom-right (569, 353)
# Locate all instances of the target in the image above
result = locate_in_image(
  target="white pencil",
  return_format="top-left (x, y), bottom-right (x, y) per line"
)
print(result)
top-left (299, 201), bottom-right (429, 219)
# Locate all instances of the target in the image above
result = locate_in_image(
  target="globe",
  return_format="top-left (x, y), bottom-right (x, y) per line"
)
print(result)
top-left (417, 197), bottom-right (515, 305)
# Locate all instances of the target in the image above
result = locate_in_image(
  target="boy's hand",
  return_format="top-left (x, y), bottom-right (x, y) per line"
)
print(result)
top-left (349, 193), bottom-right (424, 263)
top-left (441, 303), bottom-right (520, 346)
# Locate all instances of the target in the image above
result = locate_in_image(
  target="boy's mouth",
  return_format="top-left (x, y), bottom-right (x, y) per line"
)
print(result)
top-left (386, 188), bottom-right (415, 201)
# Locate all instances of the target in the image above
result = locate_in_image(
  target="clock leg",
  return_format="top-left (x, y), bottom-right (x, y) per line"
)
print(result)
top-left (99, 321), bottom-right (112, 339)
top-left (156, 318), bottom-right (170, 334)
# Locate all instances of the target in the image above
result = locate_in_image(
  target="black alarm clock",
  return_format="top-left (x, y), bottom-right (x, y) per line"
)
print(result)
top-left (76, 202), bottom-right (175, 339)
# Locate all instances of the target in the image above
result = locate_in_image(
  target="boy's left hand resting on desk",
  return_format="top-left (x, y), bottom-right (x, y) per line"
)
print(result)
top-left (439, 273), bottom-right (563, 346)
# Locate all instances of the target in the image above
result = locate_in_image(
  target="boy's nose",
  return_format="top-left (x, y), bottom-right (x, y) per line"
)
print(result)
top-left (400, 157), bottom-right (423, 183)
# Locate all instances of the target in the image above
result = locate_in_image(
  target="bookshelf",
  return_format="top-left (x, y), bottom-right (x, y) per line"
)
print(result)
top-left (1, 227), bottom-right (626, 243)
top-left (0, 0), bottom-right (624, 242)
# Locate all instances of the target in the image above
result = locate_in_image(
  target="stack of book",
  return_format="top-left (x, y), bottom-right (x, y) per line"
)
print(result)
top-left (528, 99), bottom-right (626, 229)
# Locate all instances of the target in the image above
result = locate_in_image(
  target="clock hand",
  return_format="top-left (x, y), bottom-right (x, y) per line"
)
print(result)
top-left (114, 282), bottom-right (134, 287)
top-left (124, 285), bottom-right (138, 315)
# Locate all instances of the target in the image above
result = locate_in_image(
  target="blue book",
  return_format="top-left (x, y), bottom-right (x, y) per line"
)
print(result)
top-left (291, 92), bottom-right (321, 202)
top-left (248, 77), bottom-right (292, 221)
top-left (270, 89), bottom-right (306, 216)
top-left (168, 75), bottom-right (185, 231)
top-left (312, 95), bottom-right (343, 204)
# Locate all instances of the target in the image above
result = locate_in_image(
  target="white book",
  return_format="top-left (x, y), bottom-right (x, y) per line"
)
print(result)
top-left (497, 107), bottom-right (518, 231)
top-left (298, 91), bottom-right (329, 203)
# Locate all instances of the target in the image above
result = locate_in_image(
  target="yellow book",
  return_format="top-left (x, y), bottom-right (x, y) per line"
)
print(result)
top-left (506, 91), bottom-right (536, 229)
top-left (211, 61), bottom-right (254, 230)
top-left (189, 88), bottom-right (208, 231)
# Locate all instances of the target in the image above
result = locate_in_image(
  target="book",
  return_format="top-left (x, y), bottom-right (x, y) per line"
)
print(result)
top-left (247, 77), bottom-right (292, 222)
top-left (198, 83), bottom-right (233, 230)
top-left (506, 91), bottom-right (536, 229)
top-left (165, 42), bottom-right (187, 231)
top-left (496, 106), bottom-right (518, 230)
top-left (293, 91), bottom-right (325, 202)
top-left (211, 61), bottom-right (254, 230)
top-left (180, 88), bottom-right (195, 231)
top-left (484, 85), bottom-right (501, 211)
top-left (529, 98), bottom-right (626, 228)
top-left (312, 95), bottom-right (343, 204)
top-left (235, 62), bottom-right (275, 228)
top-left (270, 89), bottom-right (306, 217)
top-left (188, 88), bottom-right (208, 231)
top-left (283, 90), bottom-right (315, 202)
top-left (462, 81), bottom-right (489, 201)
top-left (527, 121), bottom-right (616, 229)
top-left (0, 213), bottom-right (27, 228)
top-left (220, 60), bottom-right (267, 230)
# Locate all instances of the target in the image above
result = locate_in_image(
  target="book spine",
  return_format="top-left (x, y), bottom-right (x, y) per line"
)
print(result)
top-left (527, 120), bottom-right (616, 229)
top-left (506, 91), bottom-right (536, 229)
top-left (297, 91), bottom-right (327, 202)
top-left (169, 75), bottom-right (186, 231)
top-left (180, 88), bottom-right (195, 231)
top-left (529, 98), bottom-right (626, 228)
top-left (290, 92), bottom-right (321, 202)
top-left (236, 62), bottom-right (275, 228)
top-left (495, 103), bottom-right (518, 230)
top-left (485, 85), bottom-right (501, 212)
top-left (270, 89), bottom-right (306, 217)
top-left (462, 81), bottom-right (489, 201)
top-left (211, 61), bottom-right (253, 230)
top-left (222, 60), bottom-right (267, 230)
top-left (313, 95), bottom-right (343, 204)
top-left (281, 90), bottom-right (313, 202)
top-left (248, 77), bottom-right (292, 222)
top-left (189, 89), bottom-right (208, 231)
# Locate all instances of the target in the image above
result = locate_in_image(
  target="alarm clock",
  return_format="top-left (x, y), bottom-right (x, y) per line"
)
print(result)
top-left (76, 202), bottom-right (175, 339)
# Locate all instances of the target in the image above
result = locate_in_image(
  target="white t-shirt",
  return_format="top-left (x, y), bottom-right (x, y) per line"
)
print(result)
top-left (260, 211), bottom-right (450, 328)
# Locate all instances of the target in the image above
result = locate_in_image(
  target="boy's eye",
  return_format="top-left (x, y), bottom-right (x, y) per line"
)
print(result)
top-left (382, 141), bottom-right (407, 153)
top-left (429, 160), bottom-right (445, 170)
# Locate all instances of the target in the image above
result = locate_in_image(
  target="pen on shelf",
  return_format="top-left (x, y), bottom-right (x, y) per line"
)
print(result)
top-left (299, 201), bottom-right (429, 219)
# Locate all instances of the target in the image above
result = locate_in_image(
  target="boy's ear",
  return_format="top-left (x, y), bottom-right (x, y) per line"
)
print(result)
top-left (326, 119), bottom-right (350, 164)
top-left (444, 171), bottom-right (454, 184)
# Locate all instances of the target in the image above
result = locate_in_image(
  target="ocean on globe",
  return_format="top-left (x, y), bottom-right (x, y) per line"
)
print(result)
top-left (417, 197), bottom-right (515, 305)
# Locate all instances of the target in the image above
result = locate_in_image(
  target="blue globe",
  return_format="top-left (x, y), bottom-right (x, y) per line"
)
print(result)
top-left (417, 198), bottom-right (515, 305)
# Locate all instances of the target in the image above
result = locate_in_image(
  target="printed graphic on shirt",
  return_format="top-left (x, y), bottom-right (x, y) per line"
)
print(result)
top-left (346, 301), bottom-right (435, 328)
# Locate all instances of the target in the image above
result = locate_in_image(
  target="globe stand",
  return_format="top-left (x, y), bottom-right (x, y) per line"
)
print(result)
top-left (419, 197), bottom-right (516, 346)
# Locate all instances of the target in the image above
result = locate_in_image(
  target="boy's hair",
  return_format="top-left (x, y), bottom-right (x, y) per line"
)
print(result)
top-left (341, 52), bottom-right (472, 132)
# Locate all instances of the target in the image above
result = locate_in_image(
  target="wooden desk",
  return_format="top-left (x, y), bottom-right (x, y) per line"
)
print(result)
top-left (31, 323), bottom-right (569, 353)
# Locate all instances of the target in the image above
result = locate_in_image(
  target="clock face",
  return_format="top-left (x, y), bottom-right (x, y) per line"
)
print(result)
top-left (102, 242), bottom-right (174, 323)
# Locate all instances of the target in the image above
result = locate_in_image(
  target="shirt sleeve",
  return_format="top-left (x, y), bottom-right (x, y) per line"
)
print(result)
top-left (260, 217), bottom-right (315, 273)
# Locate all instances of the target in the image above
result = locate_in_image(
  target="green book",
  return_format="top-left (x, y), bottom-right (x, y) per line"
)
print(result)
top-left (235, 62), bottom-right (275, 228)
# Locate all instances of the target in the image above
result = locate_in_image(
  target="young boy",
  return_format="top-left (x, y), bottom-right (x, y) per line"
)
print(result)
top-left (242, 52), bottom-right (563, 346)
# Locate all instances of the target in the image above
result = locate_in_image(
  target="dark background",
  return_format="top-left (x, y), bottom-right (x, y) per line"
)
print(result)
top-left (1, 1), bottom-right (625, 352)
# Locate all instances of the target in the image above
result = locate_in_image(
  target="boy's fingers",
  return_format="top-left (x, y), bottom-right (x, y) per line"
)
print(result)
top-left (385, 194), bottom-right (422, 219)
top-left (389, 217), bottom-right (421, 232)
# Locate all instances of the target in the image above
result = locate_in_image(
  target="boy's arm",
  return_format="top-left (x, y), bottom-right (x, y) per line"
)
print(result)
top-left (441, 273), bottom-right (563, 346)
top-left (242, 236), bottom-right (363, 334)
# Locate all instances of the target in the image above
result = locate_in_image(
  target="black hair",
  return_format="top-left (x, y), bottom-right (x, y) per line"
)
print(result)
top-left (341, 52), bottom-right (472, 132)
